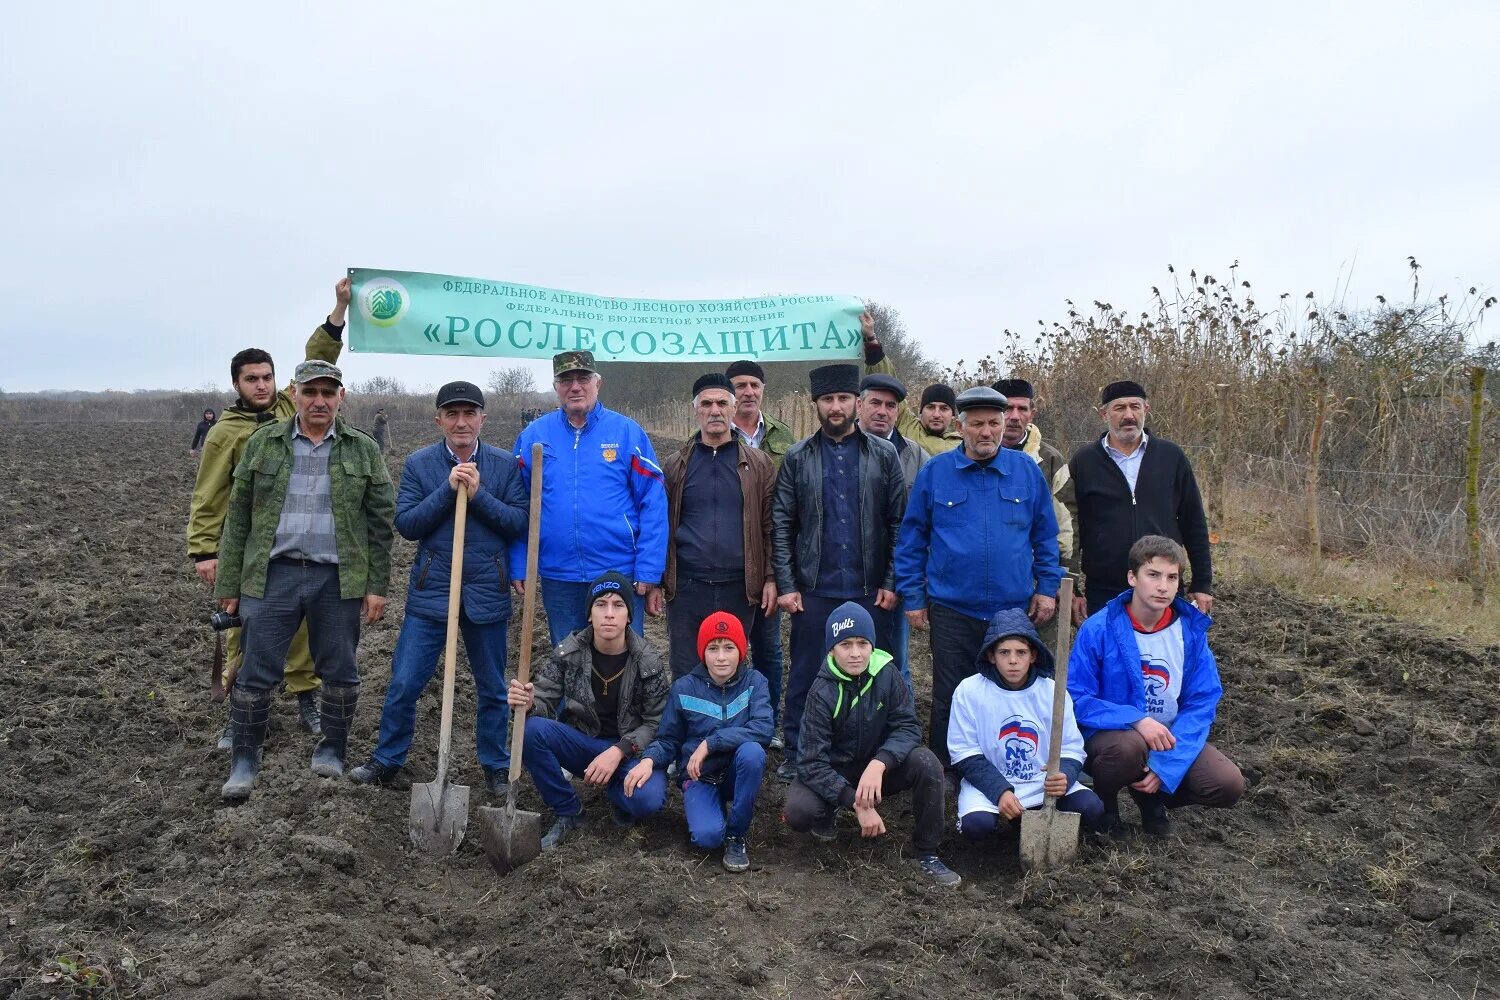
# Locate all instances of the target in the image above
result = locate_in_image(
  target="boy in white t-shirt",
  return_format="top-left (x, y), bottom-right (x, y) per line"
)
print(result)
top-left (948, 608), bottom-right (1106, 840)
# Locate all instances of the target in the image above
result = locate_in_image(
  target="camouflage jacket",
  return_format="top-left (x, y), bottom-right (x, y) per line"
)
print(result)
top-left (186, 323), bottom-right (343, 560)
top-left (214, 416), bottom-right (395, 601)
top-left (530, 626), bottom-right (670, 758)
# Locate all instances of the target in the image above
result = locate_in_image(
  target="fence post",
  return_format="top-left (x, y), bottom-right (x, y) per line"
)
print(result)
top-left (1306, 378), bottom-right (1329, 563)
top-left (1210, 383), bottom-right (1230, 543)
top-left (1467, 366), bottom-right (1487, 607)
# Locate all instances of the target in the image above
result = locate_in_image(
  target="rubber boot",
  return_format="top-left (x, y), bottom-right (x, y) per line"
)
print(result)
top-left (311, 683), bottom-right (359, 778)
top-left (221, 688), bottom-right (273, 801)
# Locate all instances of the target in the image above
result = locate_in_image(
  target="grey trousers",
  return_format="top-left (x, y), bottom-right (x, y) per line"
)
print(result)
top-left (237, 560), bottom-right (362, 692)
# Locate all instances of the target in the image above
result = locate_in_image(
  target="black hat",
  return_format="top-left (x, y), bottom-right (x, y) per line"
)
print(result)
top-left (920, 384), bottom-right (957, 410)
top-left (859, 373), bottom-right (907, 402)
top-left (587, 571), bottom-right (635, 622)
top-left (992, 378), bottom-right (1034, 399)
top-left (691, 373), bottom-right (735, 398)
top-left (809, 364), bottom-right (860, 399)
top-left (956, 386), bottom-right (1008, 413)
top-left (1100, 380), bottom-right (1148, 406)
top-left (436, 381), bottom-right (485, 408)
top-left (726, 360), bottom-right (766, 382)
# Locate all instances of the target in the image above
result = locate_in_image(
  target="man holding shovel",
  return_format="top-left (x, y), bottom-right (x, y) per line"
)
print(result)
top-left (350, 382), bottom-right (529, 795)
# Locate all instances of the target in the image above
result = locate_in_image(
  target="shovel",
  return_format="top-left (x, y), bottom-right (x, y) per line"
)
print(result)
top-left (408, 487), bottom-right (472, 856)
top-left (479, 443), bottom-right (545, 874)
top-left (1020, 577), bottom-right (1081, 871)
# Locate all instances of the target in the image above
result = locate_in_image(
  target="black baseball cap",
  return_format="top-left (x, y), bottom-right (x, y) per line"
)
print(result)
top-left (435, 381), bottom-right (485, 409)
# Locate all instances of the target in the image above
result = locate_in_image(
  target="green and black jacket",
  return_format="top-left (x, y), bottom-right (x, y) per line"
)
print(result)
top-left (795, 649), bottom-right (922, 807)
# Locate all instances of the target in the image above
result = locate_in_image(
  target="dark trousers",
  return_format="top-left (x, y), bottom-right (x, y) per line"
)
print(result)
top-left (958, 788), bottom-right (1107, 838)
top-left (783, 593), bottom-right (893, 758)
top-left (750, 607), bottom-right (784, 731)
top-left (1085, 585), bottom-right (1129, 617)
top-left (1084, 730), bottom-right (1246, 810)
top-left (783, 746), bottom-right (945, 854)
top-left (928, 602), bottom-right (991, 767)
top-left (666, 578), bottom-right (758, 681)
top-left (541, 578), bottom-right (646, 648)
top-left (237, 561), bottom-right (361, 692)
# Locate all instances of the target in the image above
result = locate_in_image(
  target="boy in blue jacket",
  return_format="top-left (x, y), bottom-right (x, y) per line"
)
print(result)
top-left (1068, 535), bottom-right (1245, 837)
top-left (948, 608), bottom-right (1105, 840)
top-left (624, 612), bottom-right (772, 872)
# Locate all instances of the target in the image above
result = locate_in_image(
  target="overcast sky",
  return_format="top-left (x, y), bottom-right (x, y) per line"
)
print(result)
top-left (3, 3), bottom-right (1496, 394)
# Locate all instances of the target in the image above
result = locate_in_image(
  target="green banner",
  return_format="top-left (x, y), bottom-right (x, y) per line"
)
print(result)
top-left (347, 268), bottom-right (863, 363)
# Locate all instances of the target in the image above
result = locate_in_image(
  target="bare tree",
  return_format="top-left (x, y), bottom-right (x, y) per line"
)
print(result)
top-left (863, 300), bottom-right (940, 384)
top-left (487, 365), bottom-right (537, 396)
top-left (353, 375), bottom-right (407, 394)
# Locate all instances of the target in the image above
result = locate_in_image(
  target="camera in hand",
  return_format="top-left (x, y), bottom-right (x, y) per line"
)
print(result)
top-left (209, 611), bottom-right (243, 631)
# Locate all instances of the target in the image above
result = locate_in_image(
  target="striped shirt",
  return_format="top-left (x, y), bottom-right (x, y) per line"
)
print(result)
top-left (270, 419), bottom-right (340, 563)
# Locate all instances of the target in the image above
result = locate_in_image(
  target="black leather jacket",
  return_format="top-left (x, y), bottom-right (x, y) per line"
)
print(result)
top-left (770, 427), bottom-right (907, 596)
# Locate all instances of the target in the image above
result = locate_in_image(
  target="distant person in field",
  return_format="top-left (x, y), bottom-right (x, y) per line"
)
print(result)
top-left (726, 358), bottom-right (798, 746)
top-left (657, 373), bottom-right (777, 682)
top-left (215, 360), bottom-right (395, 801)
top-left (1067, 380), bottom-right (1213, 621)
top-left (782, 602), bottom-right (960, 887)
top-left (948, 608), bottom-right (1105, 842)
top-left (350, 382), bottom-right (528, 796)
top-left (190, 408), bottom-right (217, 457)
top-left (507, 574), bottom-right (671, 849)
top-left (627, 612), bottom-right (772, 872)
top-left (894, 385), bottom-right (1061, 773)
top-left (1067, 535), bottom-right (1245, 838)
top-left (860, 313), bottom-right (962, 456)
top-left (372, 408), bottom-right (390, 454)
top-left (510, 351), bottom-right (668, 647)
top-left (186, 277), bottom-right (349, 747)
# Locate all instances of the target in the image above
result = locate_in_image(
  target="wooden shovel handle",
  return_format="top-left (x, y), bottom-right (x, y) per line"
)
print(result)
top-left (506, 443), bottom-right (544, 788)
top-left (434, 486), bottom-right (468, 790)
top-left (1043, 578), bottom-right (1074, 807)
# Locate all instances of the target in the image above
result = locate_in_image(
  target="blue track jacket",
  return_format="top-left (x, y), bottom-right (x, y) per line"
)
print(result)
top-left (1067, 592), bottom-right (1222, 793)
top-left (643, 662), bottom-right (773, 780)
top-left (510, 402), bottom-right (668, 584)
top-left (893, 445), bottom-right (1062, 620)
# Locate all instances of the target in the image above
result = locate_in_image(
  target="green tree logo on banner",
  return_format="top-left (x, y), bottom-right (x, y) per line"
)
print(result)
top-left (359, 277), bottom-right (410, 328)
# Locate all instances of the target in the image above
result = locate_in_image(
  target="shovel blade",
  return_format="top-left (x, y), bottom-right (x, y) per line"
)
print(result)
top-left (478, 804), bottom-right (542, 876)
top-left (1019, 805), bottom-right (1082, 871)
top-left (408, 779), bottom-right (470, 857)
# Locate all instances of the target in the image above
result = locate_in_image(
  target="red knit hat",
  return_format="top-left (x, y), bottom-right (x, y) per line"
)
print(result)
top-left (697, 612), bottom-right (748, 664)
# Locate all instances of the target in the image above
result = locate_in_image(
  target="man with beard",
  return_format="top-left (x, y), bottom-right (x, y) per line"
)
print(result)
top-left (657, 374), bottom-right (777, 681)
top-left (770, 363), bottom-right (906, 781)
top-left (1068, 381), bottom-right (1213, 618)
top-left (859, 314), bottom-right (962, 456)
top-left (187, 278), bottom-right (349, 746)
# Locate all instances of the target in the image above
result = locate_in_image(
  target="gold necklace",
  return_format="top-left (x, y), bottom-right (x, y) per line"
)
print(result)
top-left (592, 663), bottom-right (627, 696)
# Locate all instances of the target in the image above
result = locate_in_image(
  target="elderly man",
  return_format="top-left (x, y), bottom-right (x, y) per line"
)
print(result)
top-left (188, 278), bottom-right (349, 745)
top-left (215, 360), bottom-right (395, 801)
top-left (859, 314), bottom-right (961, 456)
top-left (856, 372), bottom-right (928, 685)
top-left (657, 373), bottom-right (777, 681)
top-left (727, 358), bottom-right (798, 743)
top-left (1068, 380), bottom-right (1213, 620)
top-left (512, 351), bottom-right (668, 646)
top-left (894, 385), bottom-right (1061, 770)
top-left (350, 382), bottom-right (529, 794)
top-left (771, 363), bottom-right (907, 781)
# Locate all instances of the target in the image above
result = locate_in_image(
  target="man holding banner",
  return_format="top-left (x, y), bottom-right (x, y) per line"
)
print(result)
top-left (510, 351), bottom-right (668, 647)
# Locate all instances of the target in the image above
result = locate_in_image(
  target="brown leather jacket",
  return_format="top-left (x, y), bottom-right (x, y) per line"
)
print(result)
top-left (662, 434), bottom-right (776, 606)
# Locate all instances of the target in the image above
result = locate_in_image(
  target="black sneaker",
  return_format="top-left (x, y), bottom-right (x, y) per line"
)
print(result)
top-left (610, 802), bottom-right (633, 828)
top-left (916, 854), bottom-right (962, 887)
top-left (775, 758), bottom-right (798, 783)
top-left (1098, 809), bottom-right (1128, 841)
top-left (348, 757), bottom-right (402, 786)
top-left (1138, 799), bottom-right (1172, 837)
top-left (484, 768), bottom-right (509, 797)
top-left (296, 691), bottom-right (323, 736)
top-left (722, 836), bottom-right (750, 872)
top-left (541, 813), bottom-right (585, 850)
top-left (810, 813), bottom-right (836, 842)
top-left (769, 735), bottom-right (785, 751)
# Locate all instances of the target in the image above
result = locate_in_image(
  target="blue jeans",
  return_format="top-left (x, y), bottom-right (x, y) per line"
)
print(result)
top-left (521, 716), bottom-right (667, 819)
top-left (541, 578), bottom-right (646, 648)
top-left (666, 578), bottom-right (757, 681)
top-left (370, 610), bottom-right (509, 772)
top-left (750, 607), bottom-right (784, 731)
top-left (682, 742), bottom-right (767, 847)
top-left (237, 561), bottom-right (361, 691)
top-left (782, 593), bottom-right (893, 759)
top-left (958, 788), bottom-right (1107, 838)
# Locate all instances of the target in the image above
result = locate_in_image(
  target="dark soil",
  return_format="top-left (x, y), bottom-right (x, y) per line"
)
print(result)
top-left (2, 421), bottom-right (1498, 999)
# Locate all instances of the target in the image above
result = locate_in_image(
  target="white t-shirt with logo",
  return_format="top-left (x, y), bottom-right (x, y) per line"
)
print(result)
top-left (948, 673), bottom-right (1085, 814)
top-left (1135, 617), bottom-right (1186, 725)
